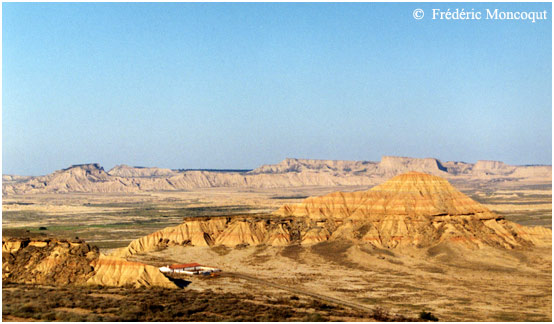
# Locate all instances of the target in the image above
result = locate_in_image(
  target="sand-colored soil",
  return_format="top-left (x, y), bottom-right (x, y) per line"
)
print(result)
top-left (131, 241), bottom-right (551, 322)
top-left (2, 176), bottom-right (551, 321)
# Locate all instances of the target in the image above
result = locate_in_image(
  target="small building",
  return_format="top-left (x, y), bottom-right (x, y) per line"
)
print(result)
top-left (159, 263), bottom-right (221, 276)
top-left (159, 266), bottom-right (172, 273)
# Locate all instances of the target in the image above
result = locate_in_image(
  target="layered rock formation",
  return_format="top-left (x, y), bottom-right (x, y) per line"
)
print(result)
top-left (249, 158), bottom-right (377, 174)
top-left (114, 172), bottom-right (551, 257)
top-left (276, 172), bottom-right (552, 249)
top-left (275, 172), bottom-right (494, 220)
top-left (3, 156), bottom-right (551, 195)
top-left (2, 237), bottom-right (99, 285)
top-left (2, 237), bottom-right (177, 288)
top-left (108, 164), bottom-right (178, 178)
top-left (2, 174), bottom-right (33, 185)
top-left (376, 156), bottom-right (447, 176)
top-left (2, 164), bottom-right (133, 194)
top-left (87, 255), bottom-right (177, 288)
top-left (113, 216), bottom-right (303, 257)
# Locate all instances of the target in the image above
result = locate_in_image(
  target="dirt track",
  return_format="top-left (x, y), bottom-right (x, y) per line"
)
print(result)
top-left (223, 272), bottom-right (375, 313)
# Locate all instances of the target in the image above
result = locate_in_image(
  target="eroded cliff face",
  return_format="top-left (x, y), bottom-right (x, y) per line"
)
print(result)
top-left (87, 255), bottom-right (177, 288)
top-left (2, 237), bottom-right (99, 285)
top-left (3, 156), bottom-right (551, 195)
top-left (2, 237), bottom-right (177, 288)
top-left (112, 216), bottom-right (310, 257)
top-left (275, 172), bottom-right (496, 220)
top-left (107, 164), bottom-right (177, 177)
top-left (115, 172), bottom-right (551, 257)
top-left (276, 172), bottom-right (552, 249)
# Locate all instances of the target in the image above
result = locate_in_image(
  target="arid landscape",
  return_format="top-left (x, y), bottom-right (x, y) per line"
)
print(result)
top-left (4, 2), bottom-right (551, 322)
top-left (2, 157), bottom-right (552, 321)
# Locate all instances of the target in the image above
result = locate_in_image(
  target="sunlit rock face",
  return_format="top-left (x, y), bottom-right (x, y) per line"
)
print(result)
top-left (275, 172), bottom-right (552, 249)
top-left (2, 237), bottom-right (178, 288)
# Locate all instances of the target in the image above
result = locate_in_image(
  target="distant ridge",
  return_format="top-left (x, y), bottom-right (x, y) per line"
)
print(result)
top-left (108, 164), bottom-right (176, 178)
top-left (177, 169), bottom-right (252, 173)
top-left (62, 163), bottom-right (104, 172)
top-left (3, 156), bottom-right (551, 195)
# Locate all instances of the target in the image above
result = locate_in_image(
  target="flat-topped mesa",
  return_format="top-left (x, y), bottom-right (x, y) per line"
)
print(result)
top-left (108, 164), bottom-right (177, 178)
top-left (275, 172), bottom-right (496, 221)
top-left (473, 160), bottom-right (516, 175)
top-left (248, 158), bottom-right (375, 174)
top-left (62, 163), bottom-right (104, 172)
top-left (377, 156), bottom-right (447, 175)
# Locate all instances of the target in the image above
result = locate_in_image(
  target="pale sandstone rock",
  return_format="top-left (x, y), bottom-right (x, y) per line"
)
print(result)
top-left (301, 227), bottom-right (331, 244)
top-left (2, 237), bottom-right (177, 288)
top-left (214, 221), bottom-right (266, 246)
top-left (87, 255), bottom-right (177, 288)
top-left (3, 157), bottom-right (550, 195)
top-left (277, 172), bottom-right (551, 249)
top-left (108, 164), bottom-right (177, 177)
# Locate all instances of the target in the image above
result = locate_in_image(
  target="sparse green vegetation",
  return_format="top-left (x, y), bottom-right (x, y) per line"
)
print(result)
top-left (271, 195), bottom-right (309, 200)
top-left (1, 283), bottom-right (387, 322)
top-left (3, 204), bottom-right (268, 250)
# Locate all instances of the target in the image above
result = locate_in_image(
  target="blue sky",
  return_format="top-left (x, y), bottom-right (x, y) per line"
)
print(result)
top-left (3, 2), bottom-right (552, 175)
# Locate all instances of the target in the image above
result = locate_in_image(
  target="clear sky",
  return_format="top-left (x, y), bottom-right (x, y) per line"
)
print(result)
top-left (3, 2), bottom-right (552, 175)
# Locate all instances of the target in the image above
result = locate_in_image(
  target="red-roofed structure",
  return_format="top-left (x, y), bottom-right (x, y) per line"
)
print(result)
top-left (169, 263), bottom-right (202, 270)
top-left (160, 263), bottom-right (221, 275)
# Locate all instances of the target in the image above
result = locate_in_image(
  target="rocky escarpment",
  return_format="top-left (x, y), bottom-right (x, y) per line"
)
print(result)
top-left (112, 216), bottom-right (318, 257)
top-left (2, 164), bottom-right (133, 194)
top-left (2, 237), bottom-right (100, 285)
top-left (376, 156), bottom-right (448, 176)
top-left (3, 156), bottom-right (551, 195)
top-left (114, 172), bottom-right (551, 257)
top-left (248, 158), bottom-right (377, 174)
top-left (2, 237), bottom-right (177, 288)
top-left (108, 164), bottom-right (178, 178)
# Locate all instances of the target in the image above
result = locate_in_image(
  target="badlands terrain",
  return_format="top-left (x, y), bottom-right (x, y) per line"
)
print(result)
top-left (2, 156), bottom-right (552, 321)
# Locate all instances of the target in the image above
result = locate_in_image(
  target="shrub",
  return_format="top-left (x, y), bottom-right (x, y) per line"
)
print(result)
top-left (304, 312), bottom-right (325, 322)
top-left (41, 311), bottom-right (57, 321)
top-left (419, 311), bottom-right (439, 322)
top-left (371, 307), bottom-right (390, 321)
top-left (85, 314), bottom-right (103, 321)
